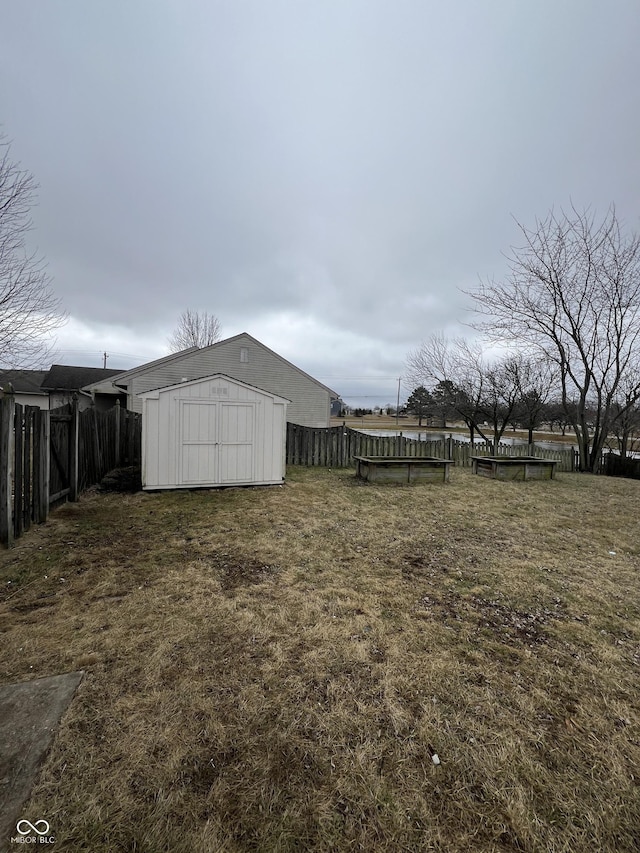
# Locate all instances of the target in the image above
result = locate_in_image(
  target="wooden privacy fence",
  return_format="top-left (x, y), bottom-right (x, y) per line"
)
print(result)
top-left (601, 452), bottom-right (640, 479)
top-left (0, 401), bottom-right (49, 546)
top-left (285, 423), bottom-right (577, 472)
top-left (79, 402), bottom-right (141, 491)
top-left (0, 396), bottom-right (141, 547)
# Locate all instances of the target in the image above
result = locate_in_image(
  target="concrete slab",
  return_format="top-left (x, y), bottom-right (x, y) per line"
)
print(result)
top-left (0, 671), bottom-right (83, 852)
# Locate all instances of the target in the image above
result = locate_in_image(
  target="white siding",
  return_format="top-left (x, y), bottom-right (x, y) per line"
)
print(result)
top-left (141, 374), bottom-right (287, 490)
top-left (123, 334), bottom-right (332, 426)
top-left (12, 393), bottom-right (49, 411)
top-left (49, 391), bottom-right (93, 411)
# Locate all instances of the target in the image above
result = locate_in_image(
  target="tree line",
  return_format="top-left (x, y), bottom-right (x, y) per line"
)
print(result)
top-left (404, 378), bottom-right (638, 454)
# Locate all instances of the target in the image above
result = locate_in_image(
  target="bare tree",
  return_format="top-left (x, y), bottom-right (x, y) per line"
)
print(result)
top-left (407, 334), bottom-right (537, 452)
top-left (545, 398), bottom-right (576, 436)
top-left (477, 356), bottom-right (522, 453)
top-left (0, 136), bottom-right (65, 368)
top-left (167, 310), bottom-right (222, 352)
top-left (407, 333), bottom-right (491, 445)
top-left (470, 206), bottom-right (640, 472)
top-left (510, 356), bottom-right (555, 445)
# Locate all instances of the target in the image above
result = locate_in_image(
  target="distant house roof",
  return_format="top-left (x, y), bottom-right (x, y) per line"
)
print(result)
top-left (41, 365), bottom-right (124, 391)
top-left (0, 369), bottom-right (48, 395)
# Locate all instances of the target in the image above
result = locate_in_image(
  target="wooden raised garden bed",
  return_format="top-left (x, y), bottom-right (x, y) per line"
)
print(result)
top-left (471, 456), bottom-right (558, 481)
top-left (354, 456), bottom-right (452, 484)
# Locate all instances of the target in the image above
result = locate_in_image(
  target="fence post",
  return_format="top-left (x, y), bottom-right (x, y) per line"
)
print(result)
top-left (0, 394), bottom-right (15, 547)
top-left (32, 409), bottom-right (41, 521)
top-left (92, 407), bottom-right (102, 479)
top-left (69, 397), bottom-right (79, 502)
top-left (23, 407), bottom-right (33, 532)
top-left (13, 403), bottom-right (24, 540)
top-left (127, 412), bottom-right (136, 466)
top-left (33, 409), bottom-right (50, 522)
top-left (114, 400), bottom-right (121, 467)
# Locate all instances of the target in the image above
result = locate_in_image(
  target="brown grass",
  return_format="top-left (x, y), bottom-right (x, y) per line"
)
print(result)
top-left (1, 467), bottom-right (639, 852)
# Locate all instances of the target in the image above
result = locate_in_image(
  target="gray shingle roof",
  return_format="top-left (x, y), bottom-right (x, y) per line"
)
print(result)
top-left (0, 369), bottom-right (48, 394)
top-left (40, 365), bottom-right (123, 391)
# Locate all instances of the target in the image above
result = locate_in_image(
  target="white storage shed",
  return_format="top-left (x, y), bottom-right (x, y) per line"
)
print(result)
top-left (139, 374), bottom-right (288, 490)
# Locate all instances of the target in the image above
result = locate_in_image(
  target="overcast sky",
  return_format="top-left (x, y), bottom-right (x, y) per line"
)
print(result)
top-left (2, 0), bottom-right (639, 406)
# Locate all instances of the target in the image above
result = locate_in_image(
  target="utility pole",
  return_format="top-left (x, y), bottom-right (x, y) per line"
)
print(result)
top-left (103, 352), bottom-right (108, 369)
top-left (396, 377), bottom-right (401, 427)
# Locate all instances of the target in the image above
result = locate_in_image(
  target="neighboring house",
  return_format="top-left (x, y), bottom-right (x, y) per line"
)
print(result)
top-left (0, 369), bottom-right (50, 410)
top-left (104, 333), bottom-right (339, 428)
top-left (330, 397), bottom-right (345, 417)
top-left (41, 365), bottom-right (127, 411)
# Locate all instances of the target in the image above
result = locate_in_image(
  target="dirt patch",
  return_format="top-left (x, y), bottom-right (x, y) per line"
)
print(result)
top-left (202, 551), bottom-right (280, 591)
top-left (416, 591), bottom-right (565, 646)
top-left (471, 596), bottom-right (564, 646)
top-left (400, 534), bottom-right (487, 580)
top-left (415, 591), bottom-right (464, 625)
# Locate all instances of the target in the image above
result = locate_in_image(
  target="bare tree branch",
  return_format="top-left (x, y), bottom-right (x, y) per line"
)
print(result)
top-left (167, 310), bottom-right (222, 352)
top-left (0, 135), bottom-right (66, 368)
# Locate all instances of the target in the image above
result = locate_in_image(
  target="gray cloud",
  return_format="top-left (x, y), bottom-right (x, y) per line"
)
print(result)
top-left (1, 0), bottom-right (639, 404)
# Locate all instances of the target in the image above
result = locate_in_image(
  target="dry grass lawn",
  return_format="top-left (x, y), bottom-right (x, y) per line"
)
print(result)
top-left (1, 466), bottom-right (639, 852)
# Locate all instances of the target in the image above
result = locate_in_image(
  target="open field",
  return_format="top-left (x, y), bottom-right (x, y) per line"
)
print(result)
top-left (1, 467), bottom-right (639, 852)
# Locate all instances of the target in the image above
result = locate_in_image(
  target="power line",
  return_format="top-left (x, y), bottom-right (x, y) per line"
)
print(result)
top-left (315, 376), bottom-right (404, 381)
top-left (56, 349), bottom-right (147, 357)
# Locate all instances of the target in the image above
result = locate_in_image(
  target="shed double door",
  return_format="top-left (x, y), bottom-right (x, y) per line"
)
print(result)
top-left (178, 400), bottom-right (256, 485)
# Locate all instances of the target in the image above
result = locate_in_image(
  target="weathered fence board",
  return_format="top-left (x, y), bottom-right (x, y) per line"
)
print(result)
top-left (0, 396), bottom-right (15, 547)
top-left (13, 403), bottom-right (24, 538)
top-left (23, 407), bottom-right (32, 534)
top-left (32, 407), bottom-right (48, 524)
top-left (49, 404), bottom-right (72, 504)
